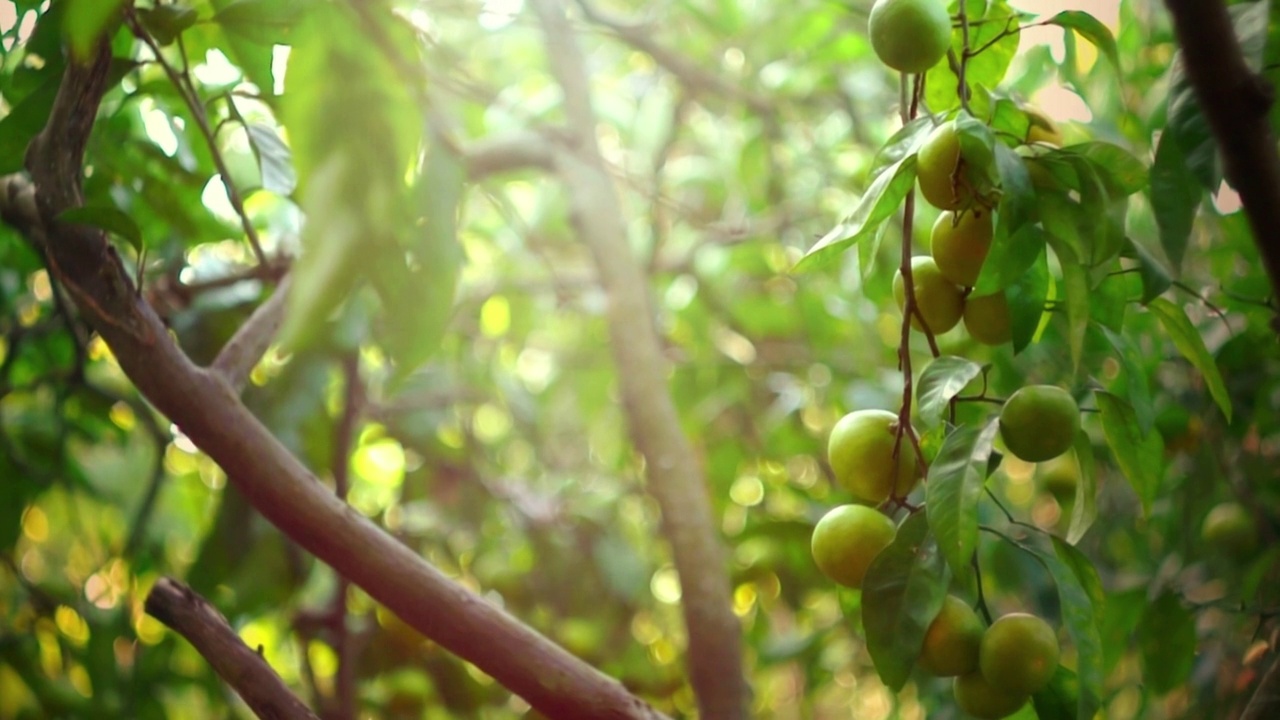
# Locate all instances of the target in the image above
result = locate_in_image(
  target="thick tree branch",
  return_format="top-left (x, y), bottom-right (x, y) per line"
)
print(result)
top-left (5, 40), bottom-right (666, 720)
top-left (465, 132), bottom-right (556, 180)
top-left (145, 578), bottom-right (321, 720)
top-left (1165, 0), bottom-right (1280, 303)
top-left (529, 1), bottom-right (748, 717)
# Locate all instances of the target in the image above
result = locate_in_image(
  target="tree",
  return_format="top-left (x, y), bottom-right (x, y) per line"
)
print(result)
top-left (0, 1), bottom-right (1277, 719)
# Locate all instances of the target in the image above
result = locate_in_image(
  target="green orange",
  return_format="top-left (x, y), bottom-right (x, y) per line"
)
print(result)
top-left (963, 291), bottom-right (1012, 346)
top-left (893, 256), bottom-right (965, 335)
top-left (931, 208), bottom-right (993, 287)
top-left (919, 595), bottom-right (984, 677)
top-left (827, 409), bottom-right (919, 503)
top-left (998, 385), bottom-right (1080, 462)
top-left (979, 613), bottom-right (1061, 696)
top-left (810, 504), bottom-right (896, 589)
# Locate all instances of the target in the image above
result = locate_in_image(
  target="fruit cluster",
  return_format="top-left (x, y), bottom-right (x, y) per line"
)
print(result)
top-left (804, 1), bottom-right (1095, 717)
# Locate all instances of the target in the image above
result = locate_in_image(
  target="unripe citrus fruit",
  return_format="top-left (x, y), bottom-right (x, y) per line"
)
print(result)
top-left (998, 385), bottom-right (1080, 462)
top-left (918, 121), bottom-right (974, 211)
top-left (868, 0), bottom-right (952, 74)
top-left (979, 613), bottom-right (1060, 696)
top-left (963, 291), bottom-right (1011, 346)
top-left (893, 256), bottom-right (964, 335)
top-left (931, 208), bottom-right (993, 287)
top-left (827, 409), bottom-right (919, 503)
top-left (810, 504), bottom-right (896, 589)
top-left (953, 672), bottom-right (1029, 719)
top-left (919, 595), bottom-right (984, 677)
top-left (1201, 502), bottom-right (1259, 558)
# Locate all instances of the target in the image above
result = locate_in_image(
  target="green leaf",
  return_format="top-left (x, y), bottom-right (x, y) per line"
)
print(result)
top-left (1007, 537), bottom-right (1104, 720)
top-left (861, 511), bottom-right (949, 692)
top-left (975, 221), bottom-right (1045, 296)
top-left (1231, 1), bottom-right (1270, 72)
top-left (57, 206), bottom-right (144, 253)
top-left (1166, 61), bottom-right (1220, 191)
top-left (213, 0), bottom-right (310, 44)
top-left (869, 117), bottom-right (932, 181)
top-left (926, 418), bottom-right (1000, 578)
top-left (954, 115), bottom-right (1002, 199)
top-left (245, 123), bottom-right (297, 196)
top-left (137, 4), bottom-right (199, 46)
top-left (916, 356), bottom-right (983, 424)
top-left (1065, 431), bottom-right (1096, 545)
top-left (64, 0), bottom-right (127, 59)
top-left (993, 142), bottom-right (1035, 238)
top-left (795, 155), bottom-right (916, 272)
top-left (278, 151), bottom-right (371, 353)
top-left (1147, 298), bottom-right (1233, 422)
top-left (1070, 142), bottom-right (1147, 197)
top-left (1126, 237), bottom-right (1173, 303)
top-left (1051, 239), bottom-right (1089, 375)
top-left (1137, 591), bottom-right (1197, 695)
top-left (1100, 326), bottom-right (1154, 434)
top-left (1149, 131), bottom-right (1200, 273)
top-left (1095, 390), bottom-right (1164, 516)
top-left (1046, 10), bottom-right (1120, 71)
top-left (373, 138), bottom-right (465, 383)
top-left (926, 0), bottom-right (1021, 113)
top-left (1007, 243), bottom-right (1050, 353)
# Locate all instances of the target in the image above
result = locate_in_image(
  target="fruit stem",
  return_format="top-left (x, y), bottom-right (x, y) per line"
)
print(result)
top-left (970, 554), bottom-right (994, 625)
top-left (955, 2), bottom-right (972, 114)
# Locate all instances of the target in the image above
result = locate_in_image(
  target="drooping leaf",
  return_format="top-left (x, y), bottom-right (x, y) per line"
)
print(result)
top-left (926, 419), bottom-right (1000, 578)
top-left (1166, 60), bottom-right (1220, 191)
top-left (869, 116), bottom-right (932, 181)
top-left (861, 511), bottom-right (949, 692)
top-left (1125, 236), bottom-right (1173, 303)
top-left (137, 4), bottom-right (199, 46)
top-left (1032, 665), bottom-right (1082, 720)
top-left (1095, 390), bottom-right (1164, 516)
top-left (917, 356), bottom-right (984, 425)
top-left (1007, 243), bottom-right (1050, 353)
top-left (212, 0), bottom-right (310, 44)
top-left (1007, 537), bottom-right (1105, 720)
top-left (1070, 142), bottom-right (1147, 197)
top-left (795, 155), bottom-right (916, 272)
top-left (975, 221), bottom-right (1045, 296)
top-left (1051, 238), bottom-right (1089, 375)
top-left (1147, 298), bottom-right (1233, 422)
top-left (1045, 10), bottom-right (1120, 71)
top-left (1100, 326), bottom-right (1154, 434)
top-left (64, 0), bottom-right (127, 59)
top-left (1065, 431), bottom-right (1096, 544)
top-left (1137, 591), bottom-right (1197, 695)
top-left (245, 123), bottom-right (297, 196)
top-left (1148, 130), bottom-right (1200, 273)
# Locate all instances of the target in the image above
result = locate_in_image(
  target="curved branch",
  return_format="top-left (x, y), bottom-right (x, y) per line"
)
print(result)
top-left (530, 1), bottom-right (747, 717)
top-left (7, 38), bottom-right (666, 720)
top-left (145, 578), bottom-right (320, 720)
top-left (1165, 0), bottom-right (1280, 304)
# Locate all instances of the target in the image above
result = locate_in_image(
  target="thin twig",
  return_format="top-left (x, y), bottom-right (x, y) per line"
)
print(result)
top-left (210, 274), bottom-right (291, 393)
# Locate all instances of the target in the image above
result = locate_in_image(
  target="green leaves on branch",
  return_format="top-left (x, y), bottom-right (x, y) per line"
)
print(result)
top-left (926, 419), bottom-right (1000, 579)
top-left (796, 155), bottom-right (916, 271)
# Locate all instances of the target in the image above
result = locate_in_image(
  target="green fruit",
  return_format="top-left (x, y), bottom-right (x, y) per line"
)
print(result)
top-left (1201, 502), bottom-right (1259, 558)
top-left (810, 505), bottom-right (896, 589)
top-left (919, 595), bottom-right (984, 677)
top-left (979, 613), bottom-right (1060, 696)
top-left (931, 208), bottom-right (993, 287)
top-left (998, 385), bottom-right (1080, 462)
top-left (868, 0), bottom-right (952, 74)
top-left (963, 291), bottom-right (1012, 346)
top-left (1037, 453), bottom-right (1079, 504)
top-left (918, 122), bottom-right (972, 211)
top-left (953, 672), bottom-right (1029, 719)
top-left (827, 409), bottom-right (920, 503)
top-left (893, 256), bottom-right (965, 335)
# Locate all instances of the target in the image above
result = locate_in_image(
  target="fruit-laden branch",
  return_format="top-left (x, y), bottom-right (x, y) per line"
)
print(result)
top-left (0, 38), bottom-right (667, 720)
top-left (144, 578), bottom-right (321, 720)
top-left (1164, 0), bottom-right (1280, 310)
top-left (529, 1), bottom-right (748, 717)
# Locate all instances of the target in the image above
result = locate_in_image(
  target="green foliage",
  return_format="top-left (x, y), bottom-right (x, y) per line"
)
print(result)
top-left (2, 0), bottom-right (1278, 719)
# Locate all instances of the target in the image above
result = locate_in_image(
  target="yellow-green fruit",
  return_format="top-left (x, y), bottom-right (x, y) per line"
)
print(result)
top-left (931, 209), bottom-right (993, 287)
top-left (810, 504), bottom-right (896, 589)
top-left (979, 613), bottom-right (1061, 696)
top-left (998, 385), bottom-right (1080, 462)
top-left (893, 256), bottom-right (965, 335)
top-left (917, 122), bottom-right (972, 211)
top-left (919, 595), bottom-right (984, 677)
top-left (963, 292), bottom-right (1012, 346)
top-left (827, 409), bottom-right (920, 503)
top-left (1037, 453), bottom-right (1079, 504)
top-left (1201, 502), bottom-right (1259, 558)
top-left (953, 672), bottom-right (1029, 719)
top-left (868, 0), bottom-right (953, 74)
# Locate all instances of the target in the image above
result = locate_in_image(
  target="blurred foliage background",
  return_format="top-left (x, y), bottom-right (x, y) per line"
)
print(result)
top-left (1, 0), bottom-right (1278, 718)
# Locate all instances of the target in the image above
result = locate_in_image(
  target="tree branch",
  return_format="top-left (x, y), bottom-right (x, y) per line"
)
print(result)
top-left (144, 577), bottom-right (321, 720)
top-left (529, 1), bottom-right (747, 717)
top-left (1165, 0), bottom-right (1280, 303)
top-left (465, 132), bottom-right (556, 180)
top-left (6, 38), bottom-right (666, 720)
top-left (211, 274), bottom-right (291, 393)
top-left (1243, 649), bottom-right (1280, 720)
